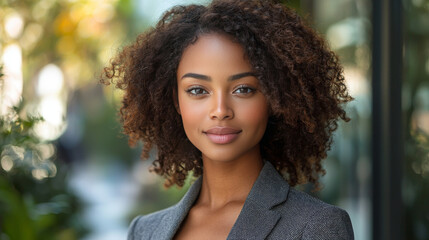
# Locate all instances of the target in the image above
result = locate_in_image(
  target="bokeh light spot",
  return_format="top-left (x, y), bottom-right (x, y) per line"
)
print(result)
top-left (1, 155), bottom-right (14, 172)
top-left (4, 12), bottom-right (24, 39)
top-left (39, 97), bottom-right (65, 125)
top-left (1, 44), bottom-right (23, 115)
top-left (37, 64), bottom-right (64, 96)
top-left (32, 168), bottom-right (49, 180)
top-left (20, 23), bottom-right (44, 50)
top-left (94, 3), bottom-right (115, 23)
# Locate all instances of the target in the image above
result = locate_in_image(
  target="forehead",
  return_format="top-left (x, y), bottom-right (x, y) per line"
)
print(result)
top-left (177, 33), bottom-right (252, 77)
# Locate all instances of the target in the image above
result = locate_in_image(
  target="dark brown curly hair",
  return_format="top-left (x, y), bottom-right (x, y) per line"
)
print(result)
top-left (101, 0), bottom-right (352, 189)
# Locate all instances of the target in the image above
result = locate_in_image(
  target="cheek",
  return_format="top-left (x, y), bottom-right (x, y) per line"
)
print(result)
top-left (237, 97), bottom-right (269, 127)
top-left (178, 96), bottom-right (206, 131)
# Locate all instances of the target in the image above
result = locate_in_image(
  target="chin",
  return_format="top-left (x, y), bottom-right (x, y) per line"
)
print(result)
top-left (200, 146), bottom-right (260, 164)
top-left (202, 154), bottom-right (237, 163)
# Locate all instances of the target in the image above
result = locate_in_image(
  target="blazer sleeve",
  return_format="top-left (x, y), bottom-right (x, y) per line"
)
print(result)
top-left (127, 215), bottom-right (142, 240)
top-left (301, 205), bottom-right (354, 240)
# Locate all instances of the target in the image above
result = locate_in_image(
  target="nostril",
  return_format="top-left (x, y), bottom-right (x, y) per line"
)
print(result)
top-left (209, 111), bottom-right (233, 120)
top-left (209, 96), bottom-right (234, 120)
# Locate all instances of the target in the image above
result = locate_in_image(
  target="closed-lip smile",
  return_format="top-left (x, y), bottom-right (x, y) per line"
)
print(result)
top-left (204, 127), bottom-right (242, 144)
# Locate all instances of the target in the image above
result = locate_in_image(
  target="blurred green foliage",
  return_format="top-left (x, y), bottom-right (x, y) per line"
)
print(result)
top-left (0, 67), bottom-right (87, 239)
top-left (0, 0), bottom-right (138, 236)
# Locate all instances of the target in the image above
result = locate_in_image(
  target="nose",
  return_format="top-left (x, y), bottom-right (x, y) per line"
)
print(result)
top-left (209, 92), bottom-right (234, 120)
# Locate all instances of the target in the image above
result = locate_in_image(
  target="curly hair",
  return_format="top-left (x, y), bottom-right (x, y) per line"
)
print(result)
top-left (101, 0), bottom-right (352, 189)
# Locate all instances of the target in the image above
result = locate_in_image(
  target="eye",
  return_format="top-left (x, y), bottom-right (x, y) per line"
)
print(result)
top-left (186, 86), bottom-right (209, 96)
top-left (233, 85), bottom-right (256, 95)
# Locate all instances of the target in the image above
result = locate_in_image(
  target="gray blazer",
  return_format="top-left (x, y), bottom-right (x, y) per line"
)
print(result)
top-left (128, 162), bottom-right (354, 239)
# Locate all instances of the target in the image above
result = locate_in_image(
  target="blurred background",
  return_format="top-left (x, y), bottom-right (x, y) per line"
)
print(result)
top-left (0, 0), bottom-right (428, 239)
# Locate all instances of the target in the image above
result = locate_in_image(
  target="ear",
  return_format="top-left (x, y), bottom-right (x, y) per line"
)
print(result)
top-left (173, 88), bottom-right (181, 114)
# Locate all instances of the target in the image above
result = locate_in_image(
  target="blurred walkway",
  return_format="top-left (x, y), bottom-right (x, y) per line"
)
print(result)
top-left (69, 160), bottom-right (139, 240)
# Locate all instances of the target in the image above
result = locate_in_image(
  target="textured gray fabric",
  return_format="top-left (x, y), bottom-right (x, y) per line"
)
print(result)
top-left (128, 162), bottom-right (354, 239)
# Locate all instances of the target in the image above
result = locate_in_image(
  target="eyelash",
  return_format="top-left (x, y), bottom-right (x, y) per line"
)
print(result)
top-left (233, 85), bottom-right (256, 95)
top-left (185, 85), bottom-right (256, 97)
top-left (185, 86), bottom-right (208, 96)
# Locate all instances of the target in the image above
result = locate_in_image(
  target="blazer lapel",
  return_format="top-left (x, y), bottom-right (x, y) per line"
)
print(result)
top-left (149, 162), bottom-right (289, 240)
top-left (227, 162), bottom-right (290, 240)
top-left (150, 177), bottom-right (202, 240)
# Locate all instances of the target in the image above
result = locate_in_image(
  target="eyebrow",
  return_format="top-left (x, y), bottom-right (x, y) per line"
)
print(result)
top-left (181, 73), bottom-right (211, 81)
top-left (228, 72), bottom-right (257, 81)
top-left (181, 72), bottom-right (257, 81)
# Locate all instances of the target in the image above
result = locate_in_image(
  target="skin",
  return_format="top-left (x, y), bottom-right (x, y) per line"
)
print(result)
top-left (174, 33), bottom-right (269, 240)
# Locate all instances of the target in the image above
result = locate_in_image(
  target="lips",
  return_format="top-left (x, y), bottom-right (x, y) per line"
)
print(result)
top-left (204, 127), bottom-right (242, 144)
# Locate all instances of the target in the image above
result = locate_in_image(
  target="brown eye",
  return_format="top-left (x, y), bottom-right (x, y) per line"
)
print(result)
top-left (186, 87), bottom-right (208, 96)
top-left (233, 85), bottom-right (255, 95)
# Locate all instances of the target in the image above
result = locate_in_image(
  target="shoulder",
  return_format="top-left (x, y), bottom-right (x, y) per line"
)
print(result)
top-left (244, 161), bottom-right (354, 239)
top-left (127, 206), bottom-right (173, 240)
top-left (127, 177), bottom-right (202, 240)
top-left (272, 188), bottom-right (354, 239)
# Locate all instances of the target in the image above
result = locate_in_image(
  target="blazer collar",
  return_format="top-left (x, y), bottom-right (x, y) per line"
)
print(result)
top-left (151, 161), bottom-right (290, 240)
top-left (151, 177), bottom-right (202, 240)
top-left (227, 161), bottom-right (290, 239)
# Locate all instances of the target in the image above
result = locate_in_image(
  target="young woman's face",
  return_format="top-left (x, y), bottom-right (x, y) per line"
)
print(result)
top-left (176, 33), bottom-right (269, 163)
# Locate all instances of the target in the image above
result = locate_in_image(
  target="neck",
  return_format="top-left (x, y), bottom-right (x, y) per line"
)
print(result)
top-left (197, 151), bottom-right (263, 209)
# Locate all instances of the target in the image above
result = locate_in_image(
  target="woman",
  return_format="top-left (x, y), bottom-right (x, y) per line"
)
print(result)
top-left (102, 0), bottom-right (354, 239)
